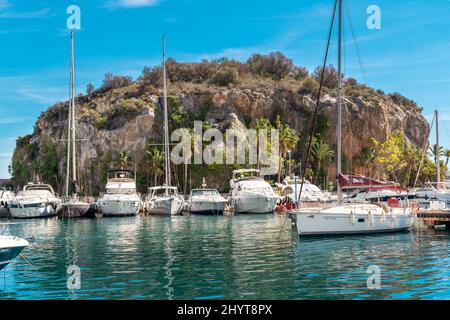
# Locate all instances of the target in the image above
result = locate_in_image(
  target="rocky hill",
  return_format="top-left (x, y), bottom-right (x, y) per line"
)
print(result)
top-left (10, 53), bottom-right (430, 194)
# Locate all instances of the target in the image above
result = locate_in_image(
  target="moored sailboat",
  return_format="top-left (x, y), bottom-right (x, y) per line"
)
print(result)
top-left (289, 0), bottom-right (414, 236)
top-left (58, 30), bottom-right (92, 218)
top-left (143, 34), bottom-right (184, 216)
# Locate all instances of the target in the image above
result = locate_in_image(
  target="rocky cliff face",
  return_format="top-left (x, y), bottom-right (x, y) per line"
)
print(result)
top-left (11, 77), bottom-right (429, 194)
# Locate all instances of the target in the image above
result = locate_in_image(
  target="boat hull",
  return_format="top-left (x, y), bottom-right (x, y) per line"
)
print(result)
top-left (189, 201), bottom-right (227, 215)
top-left (291, 205), bottom-right (414, 236)
top-left (146, 197), bottom-right (183, 216)
top-left (58, 202), bottom-right (93, 218)
top-left (232, 195), bottom-right (278, 214)
top-left (9, 203), bottom-right (59, 219)
top-left (97, 199), bottom-right (141, 217)
top-left (0, 236), bottom-right (29, 271)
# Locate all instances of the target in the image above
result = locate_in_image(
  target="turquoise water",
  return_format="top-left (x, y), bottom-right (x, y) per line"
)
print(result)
top-left (1, 215), bottom-right (450, 300)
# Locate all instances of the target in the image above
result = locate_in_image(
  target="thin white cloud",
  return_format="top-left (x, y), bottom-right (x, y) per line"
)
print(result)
top-left (0, 116), bottom-right (29, 125)
top-left (0, 152), bottom-right (12, 158)
top-left (0, 8), bottom-right (51, 19)
top-left (106, 0), bottom-right (159, 8)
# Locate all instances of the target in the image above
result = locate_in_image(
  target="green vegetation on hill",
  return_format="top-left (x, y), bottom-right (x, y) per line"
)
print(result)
top-left (10, 52), bottom-right (430, 193)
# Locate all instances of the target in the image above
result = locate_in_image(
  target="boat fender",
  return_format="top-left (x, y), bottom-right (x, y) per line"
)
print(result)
top-left (391, 214), bottom-right (397, 227)
top-left (410, 201), bottom-right (421, 214)
top-left (368, 209), bottom-right (375, 227)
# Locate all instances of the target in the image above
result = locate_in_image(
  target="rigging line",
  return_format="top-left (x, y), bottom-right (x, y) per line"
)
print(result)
top-left (297, 0), bottom-right (338, 205)
top-left (413, 112), bottom-right (436, 187)
top-left (345, 1), bottom-right (369, 85)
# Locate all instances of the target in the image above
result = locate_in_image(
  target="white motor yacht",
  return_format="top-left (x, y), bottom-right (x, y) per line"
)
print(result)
top-left (144, 186), bottom-right (184, 216)
top-left (10, 183), bottom-right (61, 219)
top-left (279, 176), bottom-right (329, 203)
top-left (230, 169), bottom-right (278, 214)
top-left (188, 187), bottom-right (228, 215)
top-left (97, 170), bottom-right (142, 217)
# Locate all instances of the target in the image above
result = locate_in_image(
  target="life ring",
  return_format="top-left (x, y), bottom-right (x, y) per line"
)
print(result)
top-left (410, 201), bottom-right (421, 214)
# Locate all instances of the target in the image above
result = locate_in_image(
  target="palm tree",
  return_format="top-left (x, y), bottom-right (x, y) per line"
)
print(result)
top-left (444, 149), bottom-right (450, 166)
top-left (429, 144), bottom-right (444, 160)
top-left (147, 147), bottom-right (164, 186)
top-left (311, 137), bottom-right (334, 184)
top-left (276, 115), bottom-right (299, 182)
top-left (118, 151), bottom-right (131, 169)
top-left (254, 118), bottom-right (273, 170)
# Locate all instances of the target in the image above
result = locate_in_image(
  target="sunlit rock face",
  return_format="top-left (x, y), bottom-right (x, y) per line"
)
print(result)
top-left (13, 80), bottom-right (429, 194)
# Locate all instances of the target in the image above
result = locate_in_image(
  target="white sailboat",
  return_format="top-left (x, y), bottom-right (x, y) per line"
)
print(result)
top-left (229, 169), bottom-right (279, 214)
top-left (96, 169), bottom-right (142, 216)
top-left (144, 34), bottom-right (184, 216)
top-left (58, 30), bottom-right (92, 218)
top-left (290, 0), bottom-right (414, 236)
top-left (413, 110), bottom-right (450, 204)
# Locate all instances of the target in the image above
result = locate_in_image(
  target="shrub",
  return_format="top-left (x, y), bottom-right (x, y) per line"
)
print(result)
top-left (293, 67), bottom-right (309, 80)
top-left (86, 83), bottom-right (95, 95)
top-left (95, 116), bottom-right (107, 129)
top-left (389, 92), bottom-right (418, 109)
top-left (101, 72), bottom-right (133, 90)
top-left (140, 66), bottom-right (163, 87)
top-left (209, 66), bottom-right (239, 87)
top-left (246, 52), bottom-right (294, 80)
top-left (312, 65), bottom-right (340, 89)
top-left (298, 77), bottom-right (320, 96)
top-left (346, 77), bottom-right (357, 86)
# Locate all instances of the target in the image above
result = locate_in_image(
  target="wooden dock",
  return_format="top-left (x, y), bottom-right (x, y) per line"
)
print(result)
top-left (417, 209), bottom-right (450, 228)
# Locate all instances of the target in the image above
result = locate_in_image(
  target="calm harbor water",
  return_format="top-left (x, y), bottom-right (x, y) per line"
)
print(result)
top-left (1, 214), bottom-right (450, 300)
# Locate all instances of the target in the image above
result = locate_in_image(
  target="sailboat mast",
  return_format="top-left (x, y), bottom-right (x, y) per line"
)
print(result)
top-left (436, 110), bottom-right (440, 184)
top-left (70, 30), bottom-right (77, 190)
top-left (162, 34), bottom-right (171, 194)
top-left (337, 0), bottom-right (343, 202)
top-left (65, 31), bottom-right (74, 197)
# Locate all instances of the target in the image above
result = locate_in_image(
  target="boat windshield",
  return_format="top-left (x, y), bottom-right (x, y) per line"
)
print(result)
top-left (106, 188), bottom-right (136, 194)
top-left (19, 189), bottom-right (54, 197)
top-left (152, 188), bottom-right (178, 197)
top-left (108, 170), bottom-right (134, 181)
top-left (192, 189), bottom-right (219, 197)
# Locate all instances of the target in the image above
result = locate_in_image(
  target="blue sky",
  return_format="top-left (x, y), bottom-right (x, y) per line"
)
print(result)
top-left (0, 0), bottom-right (449, 178)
